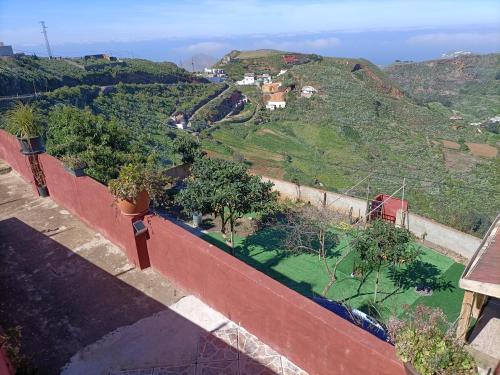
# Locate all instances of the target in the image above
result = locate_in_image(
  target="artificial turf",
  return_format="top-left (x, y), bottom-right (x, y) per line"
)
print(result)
top-left (202, 227), bottom-right (465, 323)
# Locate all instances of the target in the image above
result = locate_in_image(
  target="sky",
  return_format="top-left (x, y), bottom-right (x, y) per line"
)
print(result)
top-left (1, 0), bottom-right (499, 65)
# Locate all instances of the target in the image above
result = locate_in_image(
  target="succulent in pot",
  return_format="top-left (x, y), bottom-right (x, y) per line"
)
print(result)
top-left (61, 154), bottom-right (87, 177)
top-left (108, 163), bottom-right (172, 216)
top-left (387, 305), bottom-right (477, 375)
top-left (6, 102), bottom-right (45, 155)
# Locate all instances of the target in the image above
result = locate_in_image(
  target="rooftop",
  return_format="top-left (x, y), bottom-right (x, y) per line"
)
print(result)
top-left (0, 161), bottom-right (307, 375)
top-left (460, 215), bottom-right (500, 298)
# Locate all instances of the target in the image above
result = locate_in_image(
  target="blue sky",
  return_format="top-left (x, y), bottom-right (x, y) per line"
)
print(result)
top-left (1, 0), bottom-right (499, 64)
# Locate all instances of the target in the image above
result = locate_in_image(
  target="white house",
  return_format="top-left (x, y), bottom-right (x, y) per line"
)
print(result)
top-left (277, 69), bottom-right (287, 77)
top-left (256, 73), bottom-right (272, 85)
top-left (237, 73), bottom-right (255, 85)
top-left (301, 86), bottom-right (317, 98)
top-left (170, 113), bottom-right (187, 129)
top-left (265, 92), bottom-right (286, 110)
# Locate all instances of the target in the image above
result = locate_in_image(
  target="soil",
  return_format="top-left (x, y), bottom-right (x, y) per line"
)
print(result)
top-left (466, 142), bottom-right (498, 158)
top-left (443, 148), bottom-right (477, 172)
top-left (201, 213), bottom-right (258, 238)
top-left (441, 140), bottom-right (460, 150)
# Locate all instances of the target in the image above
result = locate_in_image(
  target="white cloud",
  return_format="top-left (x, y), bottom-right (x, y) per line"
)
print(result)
top-left (407, 32), bottom-right (500, 45)
top-left (182, 41), bottom-right (226, 54)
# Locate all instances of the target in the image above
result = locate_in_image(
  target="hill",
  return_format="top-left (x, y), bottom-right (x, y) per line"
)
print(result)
top-left (215, 50), bottom-right (322, 81)
top-left (384, 53), bottom-right (500, 121)
top-left (202, 52), bottom-right (499, 236)
top-left (0, 56), bottom-right (194, 96)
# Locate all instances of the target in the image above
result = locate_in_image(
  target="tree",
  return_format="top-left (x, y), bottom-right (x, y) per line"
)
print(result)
top-left (176, 158), bottom-right (277, 253)
top-left (350, 219), bottom-right (420, 302)
top-left (172, 135), bottom-right (203, 164)
top-left (46, 105), bottom-right (132, 182)
top-left (279, 204), bottom-right (350, 296)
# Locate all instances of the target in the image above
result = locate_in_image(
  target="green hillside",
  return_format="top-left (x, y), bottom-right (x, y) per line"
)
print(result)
top-left (202, 54), bottom-right (500, 236)
top-left (0, 56), bottom-right (194, 96)
top-left (384, 53), bottom-right (500, 120)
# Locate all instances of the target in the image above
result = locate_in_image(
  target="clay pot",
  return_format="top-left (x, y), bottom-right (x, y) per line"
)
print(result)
top-left (116, 190), bottom-right (150, 216)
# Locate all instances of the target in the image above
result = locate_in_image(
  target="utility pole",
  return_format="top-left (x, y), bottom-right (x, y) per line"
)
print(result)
top-left (40, 21), bottom-right (53, 59)
top-left (191, 57), bottom-right (195, 73)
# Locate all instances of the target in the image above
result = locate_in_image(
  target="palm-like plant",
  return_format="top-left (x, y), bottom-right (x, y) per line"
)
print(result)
top-left (6, 102), bottom-right (42, 138)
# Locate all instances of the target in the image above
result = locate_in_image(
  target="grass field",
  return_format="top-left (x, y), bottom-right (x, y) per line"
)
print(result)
top-left (202, 227), bottom-right (465, 323)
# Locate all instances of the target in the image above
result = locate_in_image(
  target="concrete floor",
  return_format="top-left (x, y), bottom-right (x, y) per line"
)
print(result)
top-left (0, 162), bottom-right (307, 375)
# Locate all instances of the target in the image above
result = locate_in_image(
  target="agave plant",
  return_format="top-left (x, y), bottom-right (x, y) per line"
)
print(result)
top-left (6, 102), bottom-right (42, 138)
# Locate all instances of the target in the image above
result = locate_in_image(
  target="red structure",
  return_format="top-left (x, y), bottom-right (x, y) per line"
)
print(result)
top-left (0, 130), bottom-right (405, 375)
top-left (369, 194), bottom-right (408, 224)
top-left (282, 54), bottom-right (299, 64)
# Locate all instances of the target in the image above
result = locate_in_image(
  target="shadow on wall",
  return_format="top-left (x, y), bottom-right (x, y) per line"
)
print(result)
top-left (0, 217), bottom-right (282, 375)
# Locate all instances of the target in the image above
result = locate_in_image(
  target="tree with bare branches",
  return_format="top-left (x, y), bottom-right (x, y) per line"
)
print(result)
top-left (279, 204), bottom-right (351, 296)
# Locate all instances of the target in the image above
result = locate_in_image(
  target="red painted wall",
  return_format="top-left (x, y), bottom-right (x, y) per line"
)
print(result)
top-left (146, 215), bottom-right (403, 375)
top-left (0, 131), bottom-right (37, 191)
top-left (0, 130), bottom-right (404, 375)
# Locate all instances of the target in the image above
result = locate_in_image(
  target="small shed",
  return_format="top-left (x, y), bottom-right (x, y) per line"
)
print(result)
top-left (369, 194), bottom-right (408, 225)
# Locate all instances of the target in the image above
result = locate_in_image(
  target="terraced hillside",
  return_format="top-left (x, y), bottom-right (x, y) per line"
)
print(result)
top-left (203, 53), bottom-right (500, 236)
top-left (384, 53), bottom-right (500, 120)
top-left (0, 56), bottom-right (194, 96)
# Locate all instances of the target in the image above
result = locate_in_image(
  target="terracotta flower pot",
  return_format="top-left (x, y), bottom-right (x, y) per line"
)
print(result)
top-left (116, 190), bottom-right (150, 216)
top-left (403, 362), bottom-right (420, 375)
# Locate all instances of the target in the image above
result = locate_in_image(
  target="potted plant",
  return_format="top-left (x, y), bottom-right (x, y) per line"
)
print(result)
top-left (108, 163), bottom-right (171, 216)
top-left (61, 155), bottom-right (87, 177)
top-left (387, 305), bottom-right (477, 375)
top-left (6, 103), bottom-right (45, 155)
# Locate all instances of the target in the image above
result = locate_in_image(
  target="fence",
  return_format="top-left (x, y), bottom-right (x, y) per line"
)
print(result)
top-left (0, 130), bottom-right (404, 375)
top-left (263, 177), bottom-right (481, 260)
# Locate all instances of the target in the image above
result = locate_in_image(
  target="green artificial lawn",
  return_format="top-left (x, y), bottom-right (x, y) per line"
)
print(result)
top-left (202, 227), bottom-right (465, 323)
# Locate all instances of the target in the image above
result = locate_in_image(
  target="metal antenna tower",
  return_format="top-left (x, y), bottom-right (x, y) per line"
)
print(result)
top-left (40, 21), bottom-right (53, 58)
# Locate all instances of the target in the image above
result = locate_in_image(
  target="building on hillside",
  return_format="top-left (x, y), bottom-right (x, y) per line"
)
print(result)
top-left (170, 112), bottom-right (188, 130)
top-left (301, 86), bottom-right (317, 98)
top-left (204, 68), bottom-right (225, 75)
top-left (456, 215), bottom-right (500, 365)
top-left (0, 42), bottom-right (14, 57)
top-left (256, 73), bottom-right (272, 85)
top-left (236, 73), bottom-right (255, 85)
top-left (203, 67), bottom-right (226, 83)
top-left (450, 114), bottom-right (463, 120)
top-left (282, 55), bottom-right (298, 64)
top-left (277, 69), bottom-right (287, 77)
top-left (261, 82), bottom-right (282, 94)
top-left (265, 92), bottom-right (286, 110)
top-left (84, 54), bottom-right (117, 61)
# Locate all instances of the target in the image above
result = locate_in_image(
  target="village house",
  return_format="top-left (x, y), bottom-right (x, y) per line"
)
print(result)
top-left (261, 82), bottom-right (282, 94)
top-left (301, 85), bottom-right (317, 98)
top-left (170, 112), bottom-right (188, 129)
top-left (236, 73), bottom-right (255, 85)
top-left (256, 73), bottom-right (272, 85)
top-left (265, 92), bottom-right (286, 110)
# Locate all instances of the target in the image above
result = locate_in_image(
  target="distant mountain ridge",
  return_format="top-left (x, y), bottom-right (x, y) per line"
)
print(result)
top-left (384, 53), bottom-right (500, 120)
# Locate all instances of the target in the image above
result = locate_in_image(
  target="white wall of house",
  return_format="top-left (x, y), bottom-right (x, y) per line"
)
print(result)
top-left (266, 101), bottom-right (286, 110)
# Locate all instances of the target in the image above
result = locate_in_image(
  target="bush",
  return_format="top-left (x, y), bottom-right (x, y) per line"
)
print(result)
top-left (108, 163), bottom-right (172, 206)
top-left (5, 102), bottom-right (42, 138)
top-left (388, 305), bottom-right (477, 375)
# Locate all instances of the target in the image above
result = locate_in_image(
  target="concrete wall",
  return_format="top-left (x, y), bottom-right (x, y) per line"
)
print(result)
top-left (0, 130), bottom-right (404, 375)
top-left (263, 176), bottom-right (481, 260)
